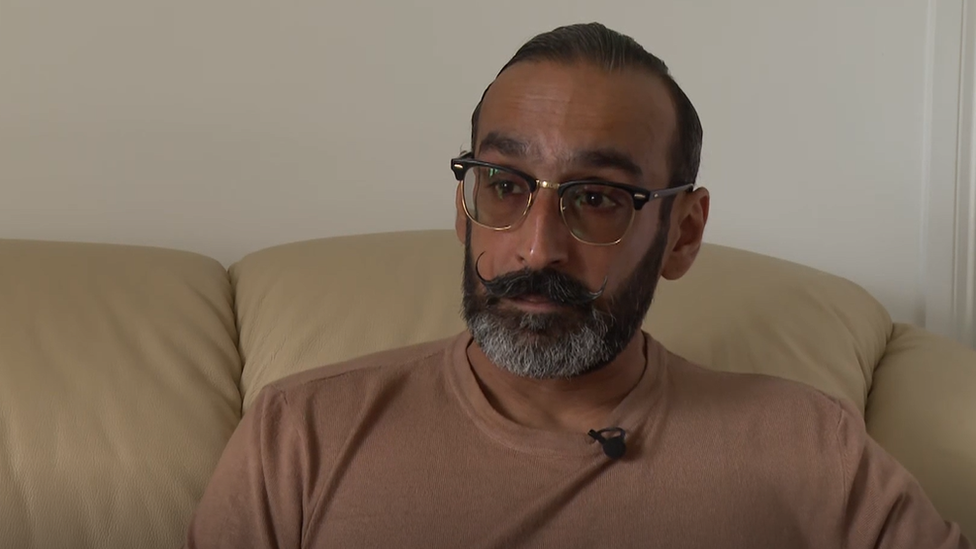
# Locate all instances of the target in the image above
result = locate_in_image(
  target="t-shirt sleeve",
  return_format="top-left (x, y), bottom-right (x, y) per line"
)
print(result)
top-left (183, 385), bottom-right (307, 549)
top-left (834, 398), bottom-right (972, 549)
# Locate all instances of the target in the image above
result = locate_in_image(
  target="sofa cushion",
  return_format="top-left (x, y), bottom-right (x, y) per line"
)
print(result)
top-left (231, 231), bottom-right (468, 409)
top-left (231, 230), bottom-right (890, 411)
top-left (645, 242), bottom-right (891, 410)
top-left (0, 240), bottom-right (242, 549)
top-left (865, 324), bottom-right (976, 538)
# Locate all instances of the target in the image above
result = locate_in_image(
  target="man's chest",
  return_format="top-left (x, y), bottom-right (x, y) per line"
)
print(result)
top-left (298, 442), bottom-right (818, 549)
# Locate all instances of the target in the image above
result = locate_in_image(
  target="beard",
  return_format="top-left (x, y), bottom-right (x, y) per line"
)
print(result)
top-left (461, 223), bottom-right (670, 380)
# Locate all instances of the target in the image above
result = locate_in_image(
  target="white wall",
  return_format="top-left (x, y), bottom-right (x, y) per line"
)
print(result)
top-left (2, 0), bottom-right (973, 338)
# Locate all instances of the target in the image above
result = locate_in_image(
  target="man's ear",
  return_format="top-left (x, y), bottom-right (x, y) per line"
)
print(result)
top-left (455, 184), bottom-right (467, 244)
top-left (660, 188), bottom-right (710, 280)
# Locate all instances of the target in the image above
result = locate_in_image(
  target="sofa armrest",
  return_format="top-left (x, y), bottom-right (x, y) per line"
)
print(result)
top-left (866, 323), bottom-right (976, 539)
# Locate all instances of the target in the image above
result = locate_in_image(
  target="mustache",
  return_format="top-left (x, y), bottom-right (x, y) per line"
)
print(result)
top-left (473, 253), bottom-right (608, 307)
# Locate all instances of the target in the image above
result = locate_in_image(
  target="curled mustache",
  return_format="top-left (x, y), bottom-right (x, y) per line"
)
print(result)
top-left (473, 253), bottom-right (608, 308)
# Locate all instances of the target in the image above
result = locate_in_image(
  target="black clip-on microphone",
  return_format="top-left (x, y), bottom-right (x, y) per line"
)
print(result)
top-left (588, 427), bottom-right (627, 459)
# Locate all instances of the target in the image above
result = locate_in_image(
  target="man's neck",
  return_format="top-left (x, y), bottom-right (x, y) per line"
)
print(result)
top-left (465, 333), bottom-right (649, 433)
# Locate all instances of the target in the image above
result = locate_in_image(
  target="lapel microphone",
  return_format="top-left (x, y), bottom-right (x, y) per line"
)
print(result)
top-left (588, 427), bottom-right (627, 459)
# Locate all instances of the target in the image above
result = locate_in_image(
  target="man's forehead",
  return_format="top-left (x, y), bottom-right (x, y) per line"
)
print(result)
top-left (478, 130), bottom-right (646, 179)
top-left (476, 61), bottom-right (676, 164)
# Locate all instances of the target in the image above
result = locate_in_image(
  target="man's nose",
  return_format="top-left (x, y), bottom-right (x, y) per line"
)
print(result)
top-left (515, 187), bottom-right (571, 271)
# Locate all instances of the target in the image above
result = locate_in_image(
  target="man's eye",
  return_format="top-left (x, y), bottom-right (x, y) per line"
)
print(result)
top-left (490, 180), bottom-right (526, 198)
top-left (577, 191), bottom-right (618, 209)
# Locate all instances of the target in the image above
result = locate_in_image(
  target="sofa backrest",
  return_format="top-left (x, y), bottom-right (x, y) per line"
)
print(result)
top-left (231, 230), bottom-right (976, 538)
top-left (231, 230), bottom-right (892, 411)
top-left (9, 230), bottom-right (971, 548)
top-left (0, 240), bottom-right (242, 549)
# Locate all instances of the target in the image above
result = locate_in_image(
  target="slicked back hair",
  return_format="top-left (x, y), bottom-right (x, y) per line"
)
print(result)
top-left (470, 22), bottom-right (702, 188)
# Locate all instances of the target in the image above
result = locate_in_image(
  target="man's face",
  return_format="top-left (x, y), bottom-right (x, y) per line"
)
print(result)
top-left (459, 60), bottom-right (682, 379)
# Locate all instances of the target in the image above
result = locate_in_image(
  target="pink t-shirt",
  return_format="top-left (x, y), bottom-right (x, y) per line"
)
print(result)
top-left (184, 332), bottom-right (971, 548)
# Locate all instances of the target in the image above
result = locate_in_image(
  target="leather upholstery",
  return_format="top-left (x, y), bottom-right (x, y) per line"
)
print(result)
top-left (866, 324), bottom-right (976, 536)
top-left (231, 231), bottom-right (467, 410)
top-left (2, 230), bottom-right (974, 547)
top-left (233, 231), bottom-right (889, 411)
top-left (0, 240), bottom-right (242, 549)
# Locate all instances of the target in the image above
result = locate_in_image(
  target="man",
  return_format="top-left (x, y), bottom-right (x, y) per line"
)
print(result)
top-left (185, 23), bottom-right (972, 548)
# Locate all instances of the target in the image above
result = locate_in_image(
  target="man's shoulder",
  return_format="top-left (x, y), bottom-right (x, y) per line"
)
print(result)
top-left (267, 333), bottom-right (462, 403)
top-left (661, 349), bottom-right (863, 492)
top-left (664, 349), bottom-right (852, 428)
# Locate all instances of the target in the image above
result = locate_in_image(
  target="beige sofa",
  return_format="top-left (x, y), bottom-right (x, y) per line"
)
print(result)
top-left (1, 229), bottom-right (974, 548)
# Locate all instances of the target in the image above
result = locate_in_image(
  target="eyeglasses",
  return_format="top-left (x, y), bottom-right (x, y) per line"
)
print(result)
top-left (451, 153), bottom-right (694, 246)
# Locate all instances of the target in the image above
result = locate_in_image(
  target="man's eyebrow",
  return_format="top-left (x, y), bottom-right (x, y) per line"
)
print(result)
top-left (477, 133), bottom-right (644, 179)
top-left (477, 132), bottom-right (530, 158)
top-left (571, 148), bottom-right (644, 179)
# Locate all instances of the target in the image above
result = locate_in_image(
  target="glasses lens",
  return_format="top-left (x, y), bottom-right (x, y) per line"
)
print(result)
top-left (463, 165), bottom-right (531, 229)
top-left (561, 184), bottom-right (635, 244)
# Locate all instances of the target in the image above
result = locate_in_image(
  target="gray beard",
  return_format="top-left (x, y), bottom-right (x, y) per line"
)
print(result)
top-left (461, 229), bottom-right (669, 380)
top-left (461, 195), bottom-right (673, 381)
top-left (465, 303), bottom-right (616, 379)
